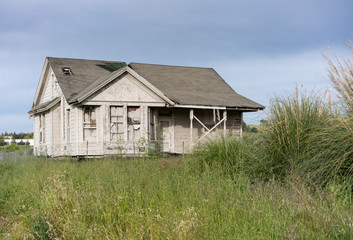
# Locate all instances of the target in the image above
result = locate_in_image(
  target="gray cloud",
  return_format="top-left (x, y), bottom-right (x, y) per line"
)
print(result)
top-left (0, 0), bottom-right (352, 131)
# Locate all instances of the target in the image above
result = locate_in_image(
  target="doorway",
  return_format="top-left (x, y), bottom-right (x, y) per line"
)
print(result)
top-left (159, 118), bottom-right (171, 152)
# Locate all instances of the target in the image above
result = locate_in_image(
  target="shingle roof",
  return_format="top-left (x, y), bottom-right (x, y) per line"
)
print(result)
top-left (46, 57), bottom-right (264, 109)
top-left (47, 57), bottom-right (126, 102)
top-left (29, 97), bottom-right (60, 114)
top-left (129, 63), bottom-right (264, 109)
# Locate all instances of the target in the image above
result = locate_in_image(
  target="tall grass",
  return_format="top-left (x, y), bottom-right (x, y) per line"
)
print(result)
top-left (325, 40), bottom-right (353, 115)
top-left (1, 157), bottom-right (353, 239)
top-left (260, 88), bottom-right (332, 180)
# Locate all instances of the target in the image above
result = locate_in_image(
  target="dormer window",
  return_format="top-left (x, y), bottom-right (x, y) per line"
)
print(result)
top-left (62, 67), bottom-right (73, 76)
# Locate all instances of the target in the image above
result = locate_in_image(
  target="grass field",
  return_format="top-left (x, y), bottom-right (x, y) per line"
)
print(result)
top-left (0, 155), bottom-right (352, 239)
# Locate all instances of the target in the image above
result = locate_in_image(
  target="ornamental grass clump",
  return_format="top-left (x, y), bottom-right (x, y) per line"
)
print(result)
top-left (299, 41), bottom-right (353, 186)
top-left (260, 88), bottom-right (332, 180)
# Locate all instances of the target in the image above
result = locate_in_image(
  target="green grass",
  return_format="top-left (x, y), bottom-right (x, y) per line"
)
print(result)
top-left (0, 157), bottom-right (352, 239)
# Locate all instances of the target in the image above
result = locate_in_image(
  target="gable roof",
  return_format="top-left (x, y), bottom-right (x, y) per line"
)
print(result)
top-left (47, 57), bottom-right (127, 103)
top-left (42, 57), bottom-right (263, 110)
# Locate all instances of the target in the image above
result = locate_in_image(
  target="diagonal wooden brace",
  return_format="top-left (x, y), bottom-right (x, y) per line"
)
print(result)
top-left (197, 116), bottom-right (226, 143)
top-left (193, 115), bottom-right (210, 131)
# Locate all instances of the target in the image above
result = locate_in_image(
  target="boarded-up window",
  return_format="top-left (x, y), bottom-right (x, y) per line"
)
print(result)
top-left (83, 107), bottom-right (97, 141)
top-left (110, 106), bottom-right (124, 140)
top-left (127, 107), bottom-right (141, 141)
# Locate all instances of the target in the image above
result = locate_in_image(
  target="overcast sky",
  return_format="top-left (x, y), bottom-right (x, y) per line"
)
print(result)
top-left (0, 0), bottom-right (352, 133)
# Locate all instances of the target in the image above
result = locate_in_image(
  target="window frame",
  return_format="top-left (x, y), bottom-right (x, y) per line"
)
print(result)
top-left (83, 107), bottom-right (97, 141)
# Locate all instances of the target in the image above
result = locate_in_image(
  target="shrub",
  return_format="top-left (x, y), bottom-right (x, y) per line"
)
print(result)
top-left (3, 143), bottom-right (20, 152)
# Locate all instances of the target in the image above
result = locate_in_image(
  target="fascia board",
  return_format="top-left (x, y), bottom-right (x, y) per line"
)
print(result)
top-left (76, 66), bottom-right (128, 103)
top-left (33, 58), bottom-right (50, 107)
top-left (28, 97), bottom-right (61, 115)
top-left (76, 66), bottom-right (175, 106)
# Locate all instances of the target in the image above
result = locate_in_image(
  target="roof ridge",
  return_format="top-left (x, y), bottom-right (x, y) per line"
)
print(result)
top-left (47, 56), bottom-right (125, 63)
top-left (129, 62), bottom-right (213, 70)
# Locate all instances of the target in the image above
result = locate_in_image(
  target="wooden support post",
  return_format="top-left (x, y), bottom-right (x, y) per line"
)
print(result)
top-left (240, 112), bottom-right (243, 137)
top-left (153, 108), bottom-right (158, 141)
top-left (223, 110), bottom-right (227, 136)
top-left (190, 109), bottom-right (194, 150)
top-left (123, 104), bottom-right (128, 141)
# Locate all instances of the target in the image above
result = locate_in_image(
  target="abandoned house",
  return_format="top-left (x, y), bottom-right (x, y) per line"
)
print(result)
top-left (28, 57), bottom-right (264, 157)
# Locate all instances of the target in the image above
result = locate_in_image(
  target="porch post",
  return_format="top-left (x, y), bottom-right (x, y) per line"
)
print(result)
top-left (240, 112), bottom-right (243, 137)
top-left (123, 104), bottom-right (128, 141)
top-left (190, 109), bottom-right (194, 150)
top-left (153, 109), bottom-right (158, 140)
top-left (223, 110), bottom-right (227, 136)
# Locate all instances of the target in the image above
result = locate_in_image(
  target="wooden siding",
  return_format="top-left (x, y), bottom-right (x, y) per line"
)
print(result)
top-left (88, 73), bottom-right (164, 103)
top-left (226, 111), bottom-right (242, 136)
top-left (173, 108), bottom-right (202, 153)
top-left (33, 67), bottom-right (66, 156)
top-left (33, 115), bottom-right (40, 155)
top-left (52, 102), bottom-right (61, 156)
top-left (172, 108), bottom-right (242, 153)
top-left (68, 107), bottom-right (77, 155)
top-left (41, 69), bottom-right (62, 103)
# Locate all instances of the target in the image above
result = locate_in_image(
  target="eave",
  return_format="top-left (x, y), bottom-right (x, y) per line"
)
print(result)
top-left (28, 97), bottom-right (61, 116)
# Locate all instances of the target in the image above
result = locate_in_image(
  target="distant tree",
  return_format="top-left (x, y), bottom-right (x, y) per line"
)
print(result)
top-left (13, 132), bottom-right (26, 139)
top-left (250, 127), bottom-right (258, 133)
top-left (24, 133), bottom-right (34, 139)
top-left (260, 119), bottom-right (268, 126)
top-left (0, 136), bottom-right (5, 146)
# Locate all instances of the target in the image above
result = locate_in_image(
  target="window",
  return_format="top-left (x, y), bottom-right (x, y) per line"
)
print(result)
top-left (110, 106), bottom-right (124, 140)
top-left (62, 67), bottom-right (73, 76)
top-left (83, 107), bottom-right (97, 141)
top-left (66, 109), bottom-right (71, 142)
top-left (109, 106), bottom-right (141, 141)
top-left (127, 107), bottom-right (141, 141)
top-left (39, 114), bottom-right (45, 143)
